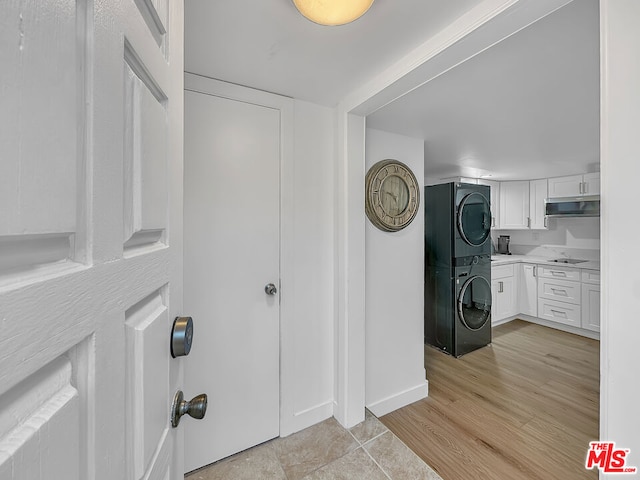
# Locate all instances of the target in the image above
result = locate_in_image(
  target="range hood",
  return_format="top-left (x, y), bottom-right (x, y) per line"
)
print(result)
top-left (545, 195), bottom-right (600, 217)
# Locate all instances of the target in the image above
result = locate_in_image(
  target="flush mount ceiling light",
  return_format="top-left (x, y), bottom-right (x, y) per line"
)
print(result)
top-left (292, 0), bottom-right (375, 26)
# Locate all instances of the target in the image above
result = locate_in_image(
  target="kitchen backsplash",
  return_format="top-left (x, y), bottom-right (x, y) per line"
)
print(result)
top-left (506, 244), bottom-right (600, 261)
top-left (492, 216), bottom-right (600, 260)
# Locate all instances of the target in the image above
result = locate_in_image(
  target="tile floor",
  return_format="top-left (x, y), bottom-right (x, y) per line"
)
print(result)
top-left (186, 410), bottom-right (442, 480)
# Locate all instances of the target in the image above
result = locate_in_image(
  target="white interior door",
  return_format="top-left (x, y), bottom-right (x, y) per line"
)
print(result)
top-left (0, 1), bottom-right (184, 479)
top-left (183, 79), bottom-right (282, 472)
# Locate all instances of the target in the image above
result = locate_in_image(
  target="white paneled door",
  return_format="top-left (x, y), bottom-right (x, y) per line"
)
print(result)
top-left (183, 78), bottom-right (284, 472)
top-left (0, 1), bottom-right (184, 479)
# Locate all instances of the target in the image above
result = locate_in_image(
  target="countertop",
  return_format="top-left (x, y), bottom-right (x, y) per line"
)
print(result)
top-left (490, 254), bottom-right (600, 271)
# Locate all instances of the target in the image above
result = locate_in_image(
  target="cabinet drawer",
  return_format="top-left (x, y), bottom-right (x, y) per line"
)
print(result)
top-left (538, 278), bottom-right (581, 305)
top-left (538, 298), bottom-right (581, 327)
top-left (492, 264), bottom-right (514, 279)
top-left (538, 265), bottom-right (581, 281)
top-left (581, 270), bottom-right (600, 285)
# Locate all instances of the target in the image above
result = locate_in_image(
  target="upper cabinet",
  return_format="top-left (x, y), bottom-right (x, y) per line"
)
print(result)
top-left (582, 172), bottom-right (600, 195)
top-left (477, 179), bottom-right (500, 229)
top-left (497, 179), bottom-right (547, 231)
top-left (499, 181), bottom-right (530, 229)
top-left (529, 179), bottom-right (548, 229)
top-left (548, 173), bottom-right (600, 197)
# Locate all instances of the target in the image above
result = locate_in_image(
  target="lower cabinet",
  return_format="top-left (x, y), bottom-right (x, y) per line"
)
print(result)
top-left (537, 265), bottom-right (582, 328)
top-left (581, 270), bottom-right (601, 332)
top-left (492, 264), bottom-right (517, 323)
top-left (537, 298), bottom-right (581, 328)
top-left (518, 263), bottom-right (537, 316)
top-left (491, 262), bottom-right (600, 336)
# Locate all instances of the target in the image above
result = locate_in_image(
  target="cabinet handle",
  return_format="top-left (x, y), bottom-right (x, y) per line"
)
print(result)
top-left (583, 181), bottom-right (588, 194)
top-left (551, 271), bottom-right (567, 277)
top-left (527, 217), bottom-right (531, 228)
top-left (498, 281), bottom-right (504, 293)
top-left (550, 309), bottom-right (568, 318)
top-left (533, 266), bottom-right (537, 277)
top-left (550, 287), bottom-right (568, 296)
top-left (579, 182), bottom-right (582, 194)
top-left (492, 216), bottom-right (495, 227)
top-left (544, 216), bottom-right (547, 228)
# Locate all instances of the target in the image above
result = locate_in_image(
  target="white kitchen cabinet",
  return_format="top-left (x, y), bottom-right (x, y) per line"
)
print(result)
top-left (581, 270), bottom-right (600, 332)
top-left (548, 173), bottom-right (600, 197)
top-left (582, 172), bottom-right (600, 195)
top-left (547, 174), bottom-right (583, 197)
top-left (491, 259), bottom-right (599, 336)
top-left (539, 277), bottom-right (581, 304)
top-left (497, 179), bottom-right (546, 230)
top-left (499, 181), bottom-right (530, 229)
top-left (518, 263), bottom-right (537, 316)
top-left (537, 298), bottom-right (581, 328)
top-left (492, 264), bottom-right (518, 323)
top-left (581, 284), bottom-right (600, 332)
top-left (477, 179), bottom-right (500, 229)
top-left (537, 265), bottom-right (581, 281)
top-left (529, 179), bottom-right (548, 230)
top-left (537, 265), bottom-right (581, 328)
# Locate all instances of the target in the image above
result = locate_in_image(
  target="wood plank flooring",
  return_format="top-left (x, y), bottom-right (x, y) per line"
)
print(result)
top-left (380, 320), bottom-right (599, 480)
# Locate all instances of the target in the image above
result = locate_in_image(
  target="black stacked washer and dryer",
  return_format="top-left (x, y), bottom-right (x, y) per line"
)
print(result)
top-left (424, 182), bottom-right (492, 357)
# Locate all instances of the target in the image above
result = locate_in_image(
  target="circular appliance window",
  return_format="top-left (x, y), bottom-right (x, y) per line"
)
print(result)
top-left (457, 192), bottom-right (491, 246)
top-left (457, 275), bottom-right (491, 331)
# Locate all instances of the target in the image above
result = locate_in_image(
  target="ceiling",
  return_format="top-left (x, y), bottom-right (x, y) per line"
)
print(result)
top-left (185, 0), bottom-right (600, 183)
top-left (185, 0), bottom-right (484, 106)
top-left (366, 0), bottom-right (600, 181)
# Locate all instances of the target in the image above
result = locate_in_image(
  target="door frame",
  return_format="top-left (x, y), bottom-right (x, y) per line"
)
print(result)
top-left (183, 73), bottom-right (303, 436)
top-left (334, 0), bottom-right (584, 428)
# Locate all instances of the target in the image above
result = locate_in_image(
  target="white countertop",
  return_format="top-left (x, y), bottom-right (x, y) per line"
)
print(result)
top-left (490, 254), bottom-right (600, 271)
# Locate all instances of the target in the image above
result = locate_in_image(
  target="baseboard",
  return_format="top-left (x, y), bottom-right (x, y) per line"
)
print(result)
top-left (492, 315), bottom-right (519, 327)
top-left (517, 314), bottom-right (600, 340)
top-left (366, 380), bottom-right (429, 418)
top-left (279, 400), bottom-right (334, 437)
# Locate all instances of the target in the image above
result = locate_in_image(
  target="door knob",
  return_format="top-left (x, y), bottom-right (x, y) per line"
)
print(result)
top-left (171, 390), bottom-right (208, 428)
top-left (265, 283), bottom-right (277, 295)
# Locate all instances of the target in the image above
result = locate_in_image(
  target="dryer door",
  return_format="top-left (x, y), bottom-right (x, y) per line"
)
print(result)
top-left (457, 192), bottom-right (491, 246)
top-left (457, 275), bottom-right (492, 330)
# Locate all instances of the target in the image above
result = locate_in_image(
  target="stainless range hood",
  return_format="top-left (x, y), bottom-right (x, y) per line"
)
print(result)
top-left (545, 195), bottom-right (600, 217)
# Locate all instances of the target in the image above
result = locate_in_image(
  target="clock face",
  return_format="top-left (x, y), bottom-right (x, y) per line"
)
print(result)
top-left (380, 175), bottom-right (410, 216)
top-left (365, 159), bottom-right (420, 232)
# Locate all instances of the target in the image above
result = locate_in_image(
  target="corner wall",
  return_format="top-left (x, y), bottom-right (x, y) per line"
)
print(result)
top-left (280, 99), bottom-right (336, 435)
top-left (365, 128), bottom-right (428, 416)
top-left (600, 0), bottom-right (640, 469)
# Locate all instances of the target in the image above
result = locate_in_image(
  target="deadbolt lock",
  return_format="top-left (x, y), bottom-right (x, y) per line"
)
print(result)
top-left (171, 316), bottom-right (193, 358)
top-left (171, 390), bottom-right (208, 428)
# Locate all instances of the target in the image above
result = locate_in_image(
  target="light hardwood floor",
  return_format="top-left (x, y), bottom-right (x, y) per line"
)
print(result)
top-left (380, 320), bottom-right (599, 480)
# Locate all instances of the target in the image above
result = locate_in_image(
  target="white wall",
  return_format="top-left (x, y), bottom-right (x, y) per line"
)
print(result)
top-left (600, 0), bottom-right (640, 471)
top-left (364, 128), bottom-right (428, 416)
top-left (281, 99), bottom-right (336, 435)
top-left (495, 217), bottom-right (600, 260)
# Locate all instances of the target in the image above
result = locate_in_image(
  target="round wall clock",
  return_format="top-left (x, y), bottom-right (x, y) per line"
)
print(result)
top-left (365, 159), bottom-right (420, 232)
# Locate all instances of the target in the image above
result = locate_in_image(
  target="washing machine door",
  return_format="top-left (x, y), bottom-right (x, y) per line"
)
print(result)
top-left (457, 275), bottom-right (492, 331)
top-left (457, 192), bottom-right (491, 246)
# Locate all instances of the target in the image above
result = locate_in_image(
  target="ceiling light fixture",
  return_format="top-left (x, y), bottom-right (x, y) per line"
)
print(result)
top-left (292, 0), bottom-right (375, 26)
